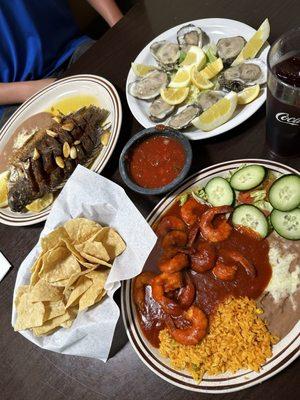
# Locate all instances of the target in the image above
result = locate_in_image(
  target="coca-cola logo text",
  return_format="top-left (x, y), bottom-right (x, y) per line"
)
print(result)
top-left (275, 112), bottom-right (300, 126)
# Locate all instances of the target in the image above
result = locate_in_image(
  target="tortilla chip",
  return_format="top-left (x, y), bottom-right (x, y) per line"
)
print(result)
top-left (14, 291), bottom-right (45, 331)
top-left (30, 279), bottom-right (62, 302)
top-left (14, 217), bottom-right (126, 337)
top-left (75, 251), bottom-right (112, 266)
top-left (44, 300), bottom-right (66, 321)
top-left (94, 289), bottom-right (106, 304)
top-left (64, 218), bottom-right (102, 244)
top-left (91, 227), bottom-right (126, 260)
top-left (30, 253), bottom-right (44, 272)
top-left (75, 241), bottom-right (110, 262)
top-left (60, 306), bottom-right (78, 328)
top-left (60, 320), bottom-right (72, 329)
top-left (39, 246), bottom-right (81, 282)
top-left (63, 266), bottom-right (96, 293)
top-left (61, 237), bottom-right (99, 269)
top-left (65, 276), bottom-right (93, 308)
top-left (49, 278), bottom-right (70, 287)
top-left (30, 256), bottom-right (44, 286)
top-left (14, 285), bottom-right (30, 307)
top-left (41, 227), bottom-right (70, 252)
top-left (32, 311), bottom-right (71, 336)
top-left (78, 269), bottom-right (109, 311)
top-left (63, 287), bottom-right (72, 301)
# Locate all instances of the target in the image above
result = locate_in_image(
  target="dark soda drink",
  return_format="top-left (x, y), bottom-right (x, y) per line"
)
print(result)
top-left (266, 29), bottom-right (300, 157)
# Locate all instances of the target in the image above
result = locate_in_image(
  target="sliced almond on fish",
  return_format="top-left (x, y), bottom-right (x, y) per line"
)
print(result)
top-left (70, 146), bottom-right (77, 159)
top-left (32, 148), bottom-right (40, 160)
top-left (61, 122), bottom-right (74, 131)
top-left (74, 140), bottom-right (81, 145)
top-left (63, 142), bottom-right (70, 158)
top-left (55, 156), bottom-right (65, 168)
top-left (52, 116), bottom-right (61, 123)
top-left (46, 129), bottom-right (58, 138)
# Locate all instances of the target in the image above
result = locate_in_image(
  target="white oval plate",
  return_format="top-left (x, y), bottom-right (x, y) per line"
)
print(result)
top-left (121, 159), bottom-right (299, 393)
top-left (126, 18), bottom-right (269, 140)
top-left (0, 74), bottom-right (122, 226)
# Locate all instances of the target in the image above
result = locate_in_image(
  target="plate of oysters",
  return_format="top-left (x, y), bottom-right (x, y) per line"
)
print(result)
top-left (126, 18), bottom-right (270, 140)
top-left (0, 74), bottom-right (122, 226)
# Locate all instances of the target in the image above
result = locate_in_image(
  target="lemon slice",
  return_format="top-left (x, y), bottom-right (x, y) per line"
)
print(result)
top-left (199, 58), bottom-right (223, 80)
top-left (237, 84), bottom-right (260, 105)
top-left (0, 171), bottom-right (10, 208)
top-left (169, 67), bottom-right (191, 88)
top-left (232, 19), bottom-right (270, 66)
top-left (191, 66), bottom-right (214, 89)
top-left (180, 46), bottom-right (206, 69)
top-left (26, 193), bottom-right (54, 213)
top-left (192, 91), bottom-right (238, 131)
top-left (160, 87), bottom-right (190, 105)
top-left (131, 63), bottom-right (157, 77)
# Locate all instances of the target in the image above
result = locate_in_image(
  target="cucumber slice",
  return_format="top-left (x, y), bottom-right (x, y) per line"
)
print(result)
top-left (205, 177), bottom-right (234, 206)
top-left (232, 204), bottom-right (269, 238)
top-left (230, 165), bottom-right (266, 191)
top-left (269, 174), bottom-right (300, 211)
top-left (270, 209), bottom-right (300, 240)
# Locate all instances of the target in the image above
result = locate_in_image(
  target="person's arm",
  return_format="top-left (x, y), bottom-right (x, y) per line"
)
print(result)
top-left (86, 0), bottom-right (123, 27)
top-left (0, 79), bottom-right (55, 105)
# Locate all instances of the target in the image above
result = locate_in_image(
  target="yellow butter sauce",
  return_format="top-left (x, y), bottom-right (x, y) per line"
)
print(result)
top-left (48, 94), bottom-right (100, 115)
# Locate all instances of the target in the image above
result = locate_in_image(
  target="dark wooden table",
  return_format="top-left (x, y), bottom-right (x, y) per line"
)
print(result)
top-left (1, 0), bottom-right (299, 399)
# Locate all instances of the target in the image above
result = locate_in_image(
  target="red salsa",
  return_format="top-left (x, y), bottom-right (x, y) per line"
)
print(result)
top-left (128, 135), bottom-right (186, 189)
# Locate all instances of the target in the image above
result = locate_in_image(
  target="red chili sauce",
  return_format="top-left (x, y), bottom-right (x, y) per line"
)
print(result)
top-left (136, 201), bottom-right (272, 348)
top-left (128, 135), bottom-right (186, 189)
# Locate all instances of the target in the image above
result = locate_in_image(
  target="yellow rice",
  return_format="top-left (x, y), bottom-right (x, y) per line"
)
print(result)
top-left (159, 297), bottom-right (278, 382)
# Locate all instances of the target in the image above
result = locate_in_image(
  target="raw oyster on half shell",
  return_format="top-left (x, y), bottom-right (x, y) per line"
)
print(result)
top-left (177, 24), bottom-right (203, 51)
top-left (149, 96), bottom-right (175, 122)
top-left (150, 40), bottom-right (180, 71)
top-left (197, 91), bottom-right (225, 111)
top-left (216, 36), bottom-right (246, 66)
top-left (128, 70), bottom-right (169, 100)
top-left (218, 59), bottom-right (267, 92)
top-left (167, 104), bottom-right (202, 130)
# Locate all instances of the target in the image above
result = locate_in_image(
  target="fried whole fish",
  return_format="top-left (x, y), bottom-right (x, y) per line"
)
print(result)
top-left (8, 106), bottom-right (109, 212)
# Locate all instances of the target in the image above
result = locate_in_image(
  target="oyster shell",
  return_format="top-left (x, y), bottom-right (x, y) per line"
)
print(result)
top-left (239, 59), bottom-right (267, 85)
top-left (128, 70), bottom-right (168, 100)
top-left (218, 59), bottom-right (267, 92)
top-left (150, 40), bottom-right (180, 71)
top-left (149, 96), bottom-right (175, 122)
top-left (197, 91), bottom-right (225, 111)
top-left (216, 36), bottom-right (246, 66)
top-left (167, 104), bottom-right (202, 130)
top-left (177, 24), bottom-right (203, 51)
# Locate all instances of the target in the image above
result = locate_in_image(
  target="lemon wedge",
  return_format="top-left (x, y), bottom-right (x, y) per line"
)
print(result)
top-left (232, 19), bottom-right (270, 66)
top-left (192, 91), bottom-right (238, 131)
top-left (26, 193), bottom-right (54, 213)
top-left (180, 46), bottom-right (206, 69)
top-left (131, 63), bottom-right (157, 77)
top-left (169, 67), bottom-right (191, 88)
top-left (199, 58), bottom-right (223, 80)
top-left (0, 171), bottom-right (10, 208)
top-left (191, 66), bottom-right (214, 89)
top-left (237, 84), bottom-right (260, 105)
top-left (160, 87), bottom-right (190, 105)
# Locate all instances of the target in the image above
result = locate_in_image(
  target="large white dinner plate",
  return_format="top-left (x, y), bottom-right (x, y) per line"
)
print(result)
top-left (126, 18), bottom-right (269, 140)
top-left (121, 159), bottom-right (300, 393)
top-left (0, 74), bottom-right (122, 226)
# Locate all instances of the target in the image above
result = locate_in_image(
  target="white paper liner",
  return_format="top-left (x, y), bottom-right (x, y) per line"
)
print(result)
top-left (11, 165), bottom-right (156, 361)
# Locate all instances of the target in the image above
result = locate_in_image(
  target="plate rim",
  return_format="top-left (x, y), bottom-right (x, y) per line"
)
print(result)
top-left (121, 158), bottom-right (300, 393)
top-left (0, 74), bottom-right (122, 226)
top-left (125, 17), bottom-right (269, 141)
